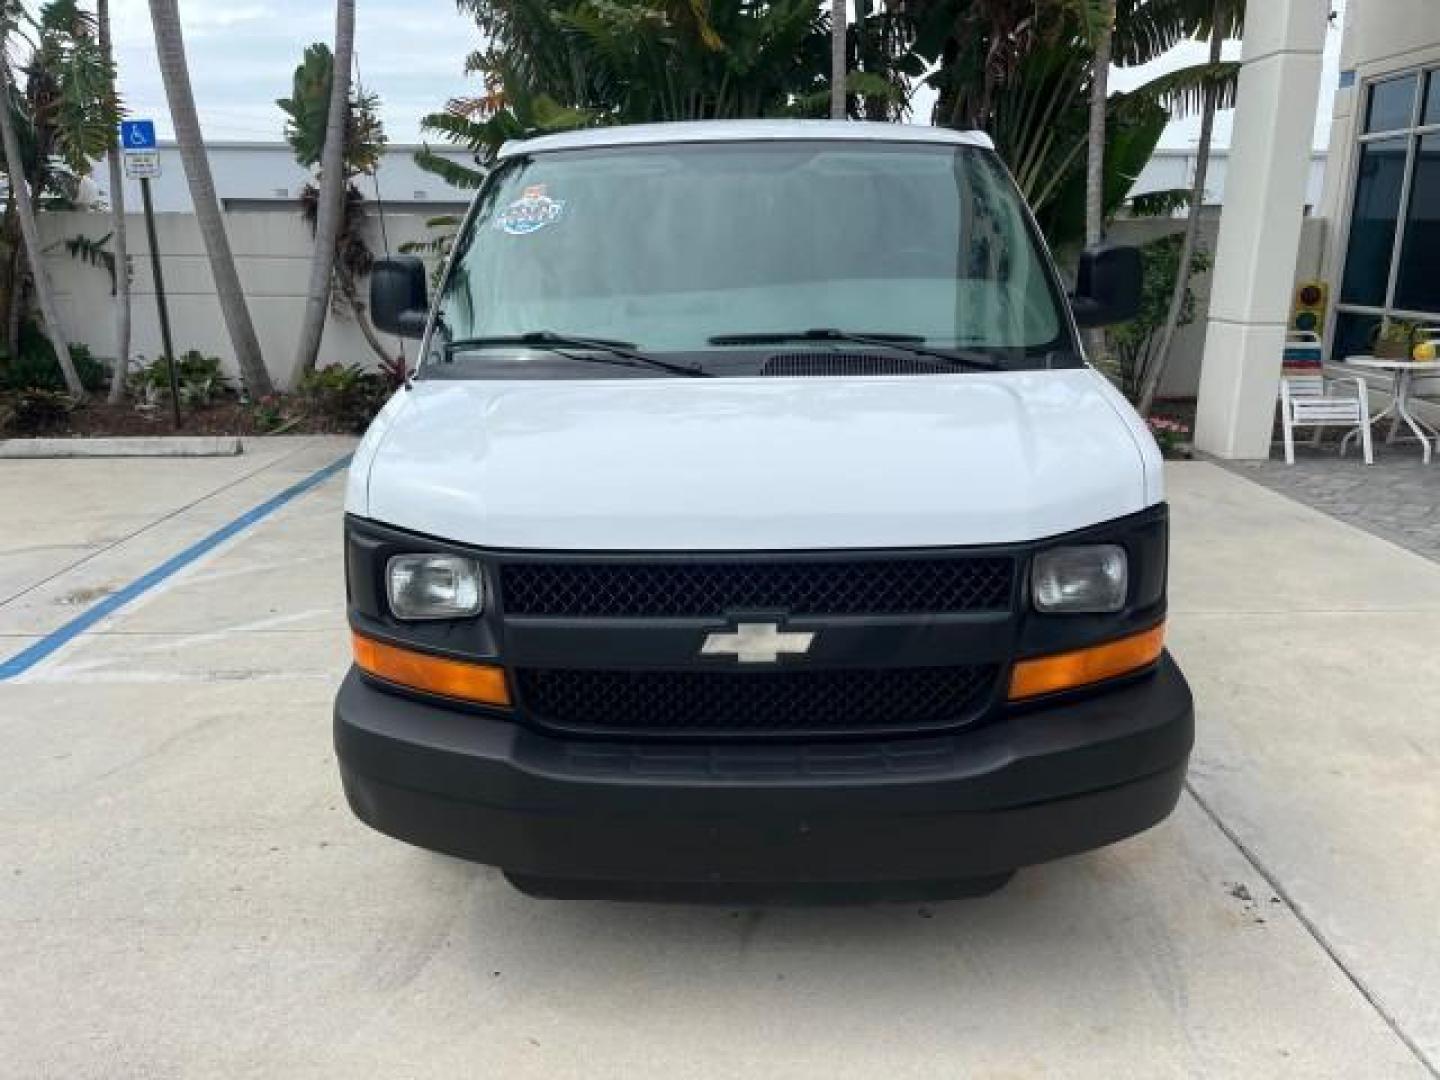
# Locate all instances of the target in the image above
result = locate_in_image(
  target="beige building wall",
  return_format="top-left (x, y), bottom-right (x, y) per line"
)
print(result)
top-left (37, 209), bottom-right (452, 390)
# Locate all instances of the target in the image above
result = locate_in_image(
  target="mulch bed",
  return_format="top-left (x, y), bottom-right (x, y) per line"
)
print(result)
top-left (2, 398), bottom-right (355, 439)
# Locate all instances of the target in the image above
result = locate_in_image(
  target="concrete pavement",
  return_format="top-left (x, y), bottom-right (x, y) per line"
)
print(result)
top-left (1, 446), bottom-right (1436, 1078)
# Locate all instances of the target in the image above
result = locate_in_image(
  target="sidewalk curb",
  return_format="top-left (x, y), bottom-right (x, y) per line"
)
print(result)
top-left (0, 436), bottom-right (244, 459)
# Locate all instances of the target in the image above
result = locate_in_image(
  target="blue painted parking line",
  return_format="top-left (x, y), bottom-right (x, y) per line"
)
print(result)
top-left (0, 454), bottom-right (352, 681)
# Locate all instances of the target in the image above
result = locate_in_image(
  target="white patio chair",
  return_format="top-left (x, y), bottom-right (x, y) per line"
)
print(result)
top-left (1278, 333), bottom-right (1374, 465)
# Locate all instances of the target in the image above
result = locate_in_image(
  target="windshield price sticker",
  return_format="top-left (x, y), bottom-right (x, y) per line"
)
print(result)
top-left (495, 184), bottom-right (565, 236)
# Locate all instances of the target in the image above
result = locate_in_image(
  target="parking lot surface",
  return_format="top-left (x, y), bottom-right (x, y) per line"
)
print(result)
top-left (2, 438), bottom-right (1437, 1078)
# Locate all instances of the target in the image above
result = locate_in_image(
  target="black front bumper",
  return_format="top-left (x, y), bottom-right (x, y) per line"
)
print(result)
top-left (334, 654), bottom-right (1193, 888)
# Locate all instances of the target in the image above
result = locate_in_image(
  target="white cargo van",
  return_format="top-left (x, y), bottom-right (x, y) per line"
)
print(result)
top-left (335, 121), bottom-right (1191, 901)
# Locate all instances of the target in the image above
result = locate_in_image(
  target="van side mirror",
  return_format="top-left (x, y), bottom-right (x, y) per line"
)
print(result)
top-left (371, 256), bottom-right (430, 338)
top-left (1071, 244), bottom-right (1143, 328)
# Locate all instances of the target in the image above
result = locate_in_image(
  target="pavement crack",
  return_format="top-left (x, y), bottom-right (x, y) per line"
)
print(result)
top-left (1184, 780), bottom-right (1439, 1078)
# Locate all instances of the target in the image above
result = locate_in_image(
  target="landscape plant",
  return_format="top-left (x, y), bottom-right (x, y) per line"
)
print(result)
top-left (1146, 414), bottom-right (1191, 456)
top-left (1102, 232), bottom-right (1211, 402)
top-left (1371, 318), bottom-right (1423, 360)
top-left (296, 361), bottom-right (390, 433)
top-left (408, 0), bottom-right (834, 256)
top-left (290, 0), bottom-right (355, 385)
top-left (0, 0), bottom-right (115, 398)
top-left (1, 384), bottom-right (70, 431)
top-left (0, 329), bottom-right (103, 391)
top-left (1137, 0), bottom-right (1246, 415)
top-left (415, 0), bottom-right (1239, 257)
top-left (127, 350), bottom-right (228, 409)
top-left (279, 41), bottom-right (393, 374)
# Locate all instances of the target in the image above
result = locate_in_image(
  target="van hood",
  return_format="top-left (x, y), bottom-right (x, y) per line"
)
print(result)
top-left (352, 370), bottom-right (1158, 551)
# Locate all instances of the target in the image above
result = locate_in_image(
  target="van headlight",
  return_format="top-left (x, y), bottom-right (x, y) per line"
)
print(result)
top-left (1032, 545), bottom-right (1127, 613)
top-left (387, 554), bottom-right (484, 620)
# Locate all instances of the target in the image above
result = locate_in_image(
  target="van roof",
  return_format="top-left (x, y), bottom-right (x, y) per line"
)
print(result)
top-left (497, 120), bottom-right (995, 159)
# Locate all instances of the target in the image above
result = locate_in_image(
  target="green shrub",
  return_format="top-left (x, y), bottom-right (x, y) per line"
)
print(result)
top-left (297, 363), bottom-right (389, 432)
top-left (1101, 235), bottom-right (1212, 403)
top-left (250, 392), bottom-right (290, 433)
top-left (1, 336), bottom-right (107, 394)
top-left (2, 388), bottom-right (73, 433)
top-left (128, 351), bottom-right (230, 408)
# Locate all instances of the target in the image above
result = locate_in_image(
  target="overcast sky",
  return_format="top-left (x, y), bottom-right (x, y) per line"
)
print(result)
top-left (109, 0), bottom-right (477, 144)
top-left (110, 0), bottom-right (1347, 149)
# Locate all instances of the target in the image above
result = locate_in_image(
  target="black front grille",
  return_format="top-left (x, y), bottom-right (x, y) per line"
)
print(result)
top-left (500, 558), bottom-right (1014, 618)
top-left (762, 352), bottom-right (955, 377)
top-left (515, 665), bottom-right (997, 737)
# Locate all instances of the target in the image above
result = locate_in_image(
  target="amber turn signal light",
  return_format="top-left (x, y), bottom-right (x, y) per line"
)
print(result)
top-left (352, 631), bottom-right (511, 707)
top-left (1007, 623), bottom-right (1166, 701)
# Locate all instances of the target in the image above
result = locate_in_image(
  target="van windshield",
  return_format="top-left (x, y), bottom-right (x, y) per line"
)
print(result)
top-left (428, 140), bottom-right (1074, 372)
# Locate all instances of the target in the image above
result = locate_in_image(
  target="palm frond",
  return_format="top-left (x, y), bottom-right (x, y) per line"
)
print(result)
top-left (1112, 0), bottom-right (1192, 67)
top-left (1127, 59), bottom-right (1240, 119)
top-left (413, 144), bottom-right (486, 190)
top-left (1128, 187), bottom-right (1194, 217)
top-left (46, 230), bottom-right (119, 294)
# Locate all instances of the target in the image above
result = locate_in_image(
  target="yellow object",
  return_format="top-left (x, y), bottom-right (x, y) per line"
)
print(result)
top-left (1290, 280), bottom-right (1328, 336)
top-left (352, 631), bottom-right (511, 707)
top-left (1008, 624), bottom-right (1167, 701)
top-left (1413, 341), bottom-right (1437, 362)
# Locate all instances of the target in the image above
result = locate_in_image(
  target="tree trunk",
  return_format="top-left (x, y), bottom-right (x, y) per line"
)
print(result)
top-left (99, 0), bottom-right (132, 403)
top-left (1137, 20), bottom-right (1224, 417)
top-left (147, 0), bottom-right (273, 398)
top-left (0, 51), bottom-right (82, 398)
top-left (291, 0), bottom-right (355, 385)
top-left (6, 257), bottom-right (22, 364)
top-left (1082, 0), bottom-right (1115, 364)
top-left (1, 189), bottom-right (20, 363)
top-left (829, 0), bottom-right (846, 119)
top-left (1085, 0), bottom-right (1114, 248)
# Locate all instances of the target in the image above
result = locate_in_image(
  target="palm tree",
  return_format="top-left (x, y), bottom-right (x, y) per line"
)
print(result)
top-left (97, 0), bottom-right (130, 403)
top-left (1085, 0), bottom-right (1115, 247)
top-left (146, 0), bottom-right (272, 397)
top-left (412, 0), bottom-right (831, 259)
top-left (279, 42), bottom-right (390, 366)
top-left (909, 0), bottom-right (1225, 248)
top-left (1137, 0), bottom-right (1244, 416)
top-left (830, 0), bottom-right (845, 119)
top-left (0, 4), bottom-right (81, 397)
top-left (290, 0), bottom-right (354, 385)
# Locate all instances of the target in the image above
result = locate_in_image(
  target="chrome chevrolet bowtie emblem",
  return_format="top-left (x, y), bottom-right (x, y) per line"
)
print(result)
top-left (701, 622), bottom-right (815, 664)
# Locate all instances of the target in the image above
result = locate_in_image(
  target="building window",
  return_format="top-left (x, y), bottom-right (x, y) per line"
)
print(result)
top-left (1336, 70), bottom-right (1440, 357)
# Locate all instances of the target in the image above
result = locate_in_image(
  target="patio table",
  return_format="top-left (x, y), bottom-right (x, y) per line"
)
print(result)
top-left (1341, 355), bottom-right (1440, 463)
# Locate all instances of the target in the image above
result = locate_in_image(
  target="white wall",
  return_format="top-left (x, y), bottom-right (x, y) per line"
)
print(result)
top-left (102, 142), bottom-right (477, 214)
top-left (1132, 149), bottom-right (1328, 211)
top-left (1337, 0), bottom-right (1440, 80)
top-left (39, 208), bottom-right (446, 389)
top-left (1107, 214), bottom-right (1326, 400)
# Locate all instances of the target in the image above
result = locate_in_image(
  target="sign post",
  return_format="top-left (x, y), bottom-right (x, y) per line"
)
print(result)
top-left (122, 120), bottom-right (180, 429)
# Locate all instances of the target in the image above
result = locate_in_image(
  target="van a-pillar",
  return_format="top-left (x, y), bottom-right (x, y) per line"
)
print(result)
top-left (1195, 1), bottom-right (1329, 460)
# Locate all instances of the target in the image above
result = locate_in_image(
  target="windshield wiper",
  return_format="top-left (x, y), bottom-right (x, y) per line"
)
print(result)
top-left (444, 332), bottom-right (710, 378)
top-left (707, 328), bottom-right (1001, 371)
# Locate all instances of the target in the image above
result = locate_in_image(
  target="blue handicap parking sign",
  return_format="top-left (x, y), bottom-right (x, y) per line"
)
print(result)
top-left (120, 120), bottom-right (157, 151)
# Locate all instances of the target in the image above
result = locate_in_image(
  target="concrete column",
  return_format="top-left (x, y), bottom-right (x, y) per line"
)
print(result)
top-left (1194, 1), bottom-right (1330, 459)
